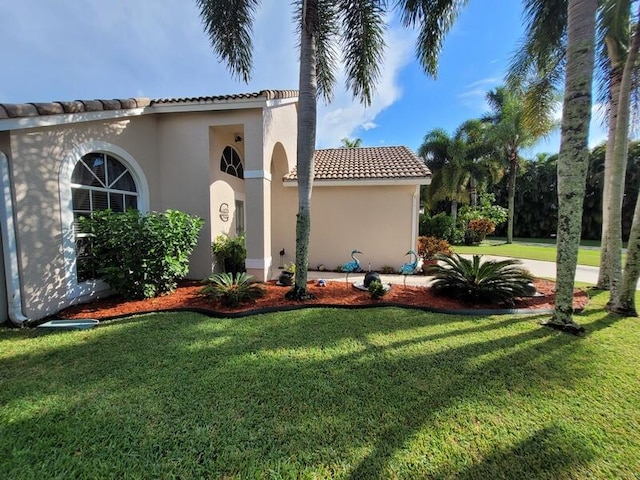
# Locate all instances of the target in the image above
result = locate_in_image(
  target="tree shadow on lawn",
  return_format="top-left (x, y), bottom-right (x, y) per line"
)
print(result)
top-left (0, 309), bottom-right (601, 478)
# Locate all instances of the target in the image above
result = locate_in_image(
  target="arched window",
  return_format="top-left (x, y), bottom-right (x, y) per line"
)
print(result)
top-left (71, 152), bottom-right (139, 281)
top-left (220, 146), bottom-right (244, 179)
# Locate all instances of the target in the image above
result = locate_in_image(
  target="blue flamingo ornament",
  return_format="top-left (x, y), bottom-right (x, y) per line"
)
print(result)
top-left (342, 249), bottom-right (363, 285)
top-left (399, 250), bottom-right (423, 287)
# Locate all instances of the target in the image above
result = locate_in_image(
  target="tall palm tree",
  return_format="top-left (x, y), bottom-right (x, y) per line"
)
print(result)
top-left (483, 86), bottom-right (555, 244)
top-left (419, 128), bottom-right (470, 225)
top-left (507, 0), bottom-right (637, 291)
top-left (548, 0), bottom-right (597, 332)
top-left (197, 0), bottom-right (469, 299)
top-left (605, 6), bottom-right (640, 315)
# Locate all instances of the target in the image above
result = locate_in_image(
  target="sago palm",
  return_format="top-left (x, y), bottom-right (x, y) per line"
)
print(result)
top-left (430, 254), bottom-right (534, 305)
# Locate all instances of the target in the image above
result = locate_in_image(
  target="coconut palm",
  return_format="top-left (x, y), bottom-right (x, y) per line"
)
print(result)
top-left (482, 86), bottom-right (555, 244)
top-left (197, 0), bottom-right (469, 299)
top-left (340, 137), bottom-right (362, 148)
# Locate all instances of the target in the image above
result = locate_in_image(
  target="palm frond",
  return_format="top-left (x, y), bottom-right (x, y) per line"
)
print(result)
top-left (196, 0), bottom-right (259, 82)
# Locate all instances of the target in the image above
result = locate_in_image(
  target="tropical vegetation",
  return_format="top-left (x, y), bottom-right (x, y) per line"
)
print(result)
top-left (201, 272), bottom-right (266, 308)
top-left (430, 254), bottom-right (534, 305)
top-left (79, 209), bottom-right (203, 299)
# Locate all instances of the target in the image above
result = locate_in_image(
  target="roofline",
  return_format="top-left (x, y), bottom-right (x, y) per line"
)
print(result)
top-left (283, 178), bottom-right (432, 187)
top-left (0, 90), bottom-right (298, 132)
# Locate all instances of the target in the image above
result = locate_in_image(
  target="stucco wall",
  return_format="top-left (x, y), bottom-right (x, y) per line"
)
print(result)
top-left (8, 116), bottom-right (160, 318)
top-left (274, 183), bottom-right (419, 276)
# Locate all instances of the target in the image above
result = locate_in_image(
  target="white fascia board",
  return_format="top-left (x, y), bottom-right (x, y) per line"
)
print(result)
top-left (266, 98), bottom-right (298, 108)
top-left (150, 98), bottom-right (268, 114)
top-left (0, 108), bottom-right (146, 132)
top-left (282, 178), bottom-right (432, 187)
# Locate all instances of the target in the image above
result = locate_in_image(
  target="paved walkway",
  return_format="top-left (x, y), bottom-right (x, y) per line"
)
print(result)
top-left (297, 256), bottom-right (640, 290)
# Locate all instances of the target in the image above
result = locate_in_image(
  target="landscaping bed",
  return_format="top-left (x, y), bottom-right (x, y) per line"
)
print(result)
top-left (58, 278), bottom-right (589, 320)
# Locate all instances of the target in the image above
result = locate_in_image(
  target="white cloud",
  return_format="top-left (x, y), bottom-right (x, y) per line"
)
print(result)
top-left (456, 76), bottom-right (502, 112)
top-left (315, 24), bottom-right (415, 147)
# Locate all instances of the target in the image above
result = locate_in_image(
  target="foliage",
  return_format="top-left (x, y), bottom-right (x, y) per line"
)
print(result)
top-left (367, 280), bottom-right (387, 300)
top-left (212, 233), bottom-right (246, 275)
top-left (79, 209), bottom-right (203, 299)
top-left (201, 272), bottom-right (265, 308)
top-left (430, 254), bottom-right (534, 305)
top-left (417, 236), bottom-right (453, 261)
top-left (466, 218), bottom-right (497, 245)
top-left (380, 265), bottom-right (396, 274)
top-left (419, 212), bottom-right (462, 243)
top-left (283, 262), bottom-right (296, 274)
top-left (458, 193), bottom-right (508, 226)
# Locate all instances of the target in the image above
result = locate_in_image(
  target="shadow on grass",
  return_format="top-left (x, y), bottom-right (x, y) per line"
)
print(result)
top-left (0, 308), bottom-right (606, 478)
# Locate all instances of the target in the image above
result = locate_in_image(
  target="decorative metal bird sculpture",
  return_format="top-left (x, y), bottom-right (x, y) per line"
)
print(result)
top-left (342, 249), bottom-right (363, 285)
top-left (399, 250), bottom-right (423, 287)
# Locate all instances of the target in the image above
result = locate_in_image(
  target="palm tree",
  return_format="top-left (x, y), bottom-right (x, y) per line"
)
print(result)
top-left (197, 0), bottom-right (469, 299)
top-left (340, 137), bottom-right (362, 148)
top-left (483, 86), bottom-right (555, 244)
top-left (507, 0), bottom-right (637, 291)
top-left (419, 128), bottom-right (468, 224)
top-left (605, 7), bottom-right (640, 315)
top-left (548, 0), bottom-right (597, 332)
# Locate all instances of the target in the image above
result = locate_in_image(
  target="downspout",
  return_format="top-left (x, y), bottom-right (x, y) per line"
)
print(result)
top-left (0, 151), bottom-right (29, 326)
top-left (411, 186), bottom-right (419, 251)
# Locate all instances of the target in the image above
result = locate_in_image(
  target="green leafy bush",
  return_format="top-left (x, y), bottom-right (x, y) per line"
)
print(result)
top-left (380, 265), bottom-right (396, 274)
top-left (368, 280), bottom-right (387, 300)
top-left (430, 254), bottom-right (534, 305)
top-left (201, 272), bottom-right (266, 308)
top-left (79, 209), bottom-right (203, 299)
top-left (419, 212), bottom-right (460, 243)
top-left (212, 234), bottom-right (246, 275)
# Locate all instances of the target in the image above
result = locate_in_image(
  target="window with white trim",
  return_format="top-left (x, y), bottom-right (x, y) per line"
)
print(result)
top-left (71, 152), bottom-right (139, 281)
top-left (220, 146), bottom-right (244, 179)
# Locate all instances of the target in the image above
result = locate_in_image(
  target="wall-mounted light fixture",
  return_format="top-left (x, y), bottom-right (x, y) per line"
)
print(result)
top-left (234, 135), bottom-right (243, 143)
top-left (279, 249), bottom-right (285, 269)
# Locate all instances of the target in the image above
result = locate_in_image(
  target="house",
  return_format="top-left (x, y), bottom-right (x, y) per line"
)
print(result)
top-left (0, 90), bottom-right (431, 325)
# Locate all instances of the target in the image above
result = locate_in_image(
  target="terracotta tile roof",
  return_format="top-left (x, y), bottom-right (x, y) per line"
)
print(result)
top-left (152, 89), bottom-right (298, 104)
top-left (283, 146), bottom-right (431, 182)
top-left (0, 90), bottom-right (298, 120)
top-left (0, 98), bottom-right (151, 119)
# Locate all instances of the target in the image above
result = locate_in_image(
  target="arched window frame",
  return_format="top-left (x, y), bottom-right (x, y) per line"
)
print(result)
top-left (59, 141), bottom-right (149, 299)
top-left (220, 145), bottom-right (244, 179)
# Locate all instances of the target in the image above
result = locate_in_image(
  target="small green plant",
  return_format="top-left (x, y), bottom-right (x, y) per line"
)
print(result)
top-left (212, 234), bottom-right (246, 275)
top-left (201, 272), bottom-right (266, 308)
top-left (283, 261), bottom-right (296, 274)
top-left (430, 254), bottom-right (534, 305)
top-left (368, 280), bottom-right (387, 300)
top-left (380, 265), bottom-right (396, 274)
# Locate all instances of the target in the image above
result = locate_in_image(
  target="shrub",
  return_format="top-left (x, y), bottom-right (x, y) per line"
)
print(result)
top-left (380, 265), bottom-right (396, 274)
top-left (201, 272), bottom-right (266, 308)
top-left (212, 234), bottom-right (246, 275)
top-left (466, 218), bottom-right (496, 245)
top-left (430, 254), bottom-right (534, 305)
top-left (80, 209), bottom-right (203, 299)
top-left (417, 236), bottom-right (453, 261)
top-left (368, 280), bottom-right (387, 300)
top-left (419, 212), bottom-right (459, 242)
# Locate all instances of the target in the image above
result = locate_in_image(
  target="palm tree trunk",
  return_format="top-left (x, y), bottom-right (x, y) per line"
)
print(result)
top-left (597, 66), bottom-right (624, 289)
top-left (506, 150), bottom-right (518, 244)
top-left (605, 8), bottom-right (640, 315)
top-left (548, 0), bottom-right (596, 332)
top-left (287, 0), bottom-right (317, 300)
top-left (451, 200), bottom-right (458, 227)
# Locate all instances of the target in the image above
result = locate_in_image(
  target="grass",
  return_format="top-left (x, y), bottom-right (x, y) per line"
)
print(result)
top-left (453, 240), bottom-right (605, 267)
top-left (1, 292), bottom-right (639, 478)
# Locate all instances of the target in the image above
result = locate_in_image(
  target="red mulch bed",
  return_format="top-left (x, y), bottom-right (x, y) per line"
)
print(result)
top-left (57, 278), bottom-right (589, 320)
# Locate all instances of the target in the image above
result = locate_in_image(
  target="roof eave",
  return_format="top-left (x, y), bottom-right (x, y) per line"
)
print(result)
top-left (0, 107), bottom-right (147, 132)
top-left (283, 177), bottom-right (432, 187)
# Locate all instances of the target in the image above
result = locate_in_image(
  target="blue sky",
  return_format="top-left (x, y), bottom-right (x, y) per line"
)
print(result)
top-left (0, 0), bottom-right (608, 155)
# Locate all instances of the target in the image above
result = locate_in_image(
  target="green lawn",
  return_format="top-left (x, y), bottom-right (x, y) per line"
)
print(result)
top-left (1, 293), bottom-right (639, 478)
top-left (453, 240), bottom-right (604, 266)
